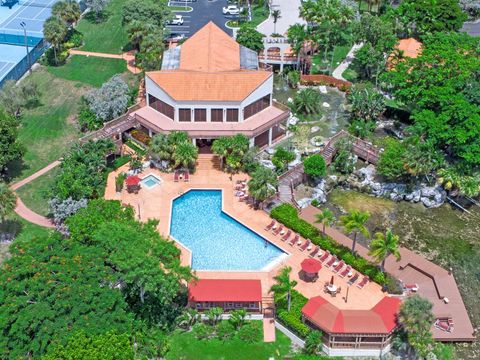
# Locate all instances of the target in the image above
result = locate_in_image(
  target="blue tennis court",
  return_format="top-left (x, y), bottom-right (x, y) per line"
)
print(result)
top-left (0, 0), bottom-right (54, 37)
top-left (0, 43), bottom-right (26, 80)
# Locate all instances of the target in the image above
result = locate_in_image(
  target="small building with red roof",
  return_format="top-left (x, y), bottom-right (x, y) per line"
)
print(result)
top-left (188, 279), bottom-right (263, 313)
top-left (302, 295), bottom-right (401, 356)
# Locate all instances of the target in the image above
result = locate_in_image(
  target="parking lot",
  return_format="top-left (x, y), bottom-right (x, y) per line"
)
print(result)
top-left (166, 0), bottom-right (235, 38)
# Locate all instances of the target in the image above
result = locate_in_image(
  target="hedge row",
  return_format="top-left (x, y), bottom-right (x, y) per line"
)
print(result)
top-left (270, 204), bottom-right (386, 285)
top-left (300, 74), bottom-right (352, 92)
top-left (276, 290), bottom-right (311, 339)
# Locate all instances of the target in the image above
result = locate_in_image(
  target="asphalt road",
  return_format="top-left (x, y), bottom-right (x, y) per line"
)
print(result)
top-left (166, 0), bottom-right (234, 38)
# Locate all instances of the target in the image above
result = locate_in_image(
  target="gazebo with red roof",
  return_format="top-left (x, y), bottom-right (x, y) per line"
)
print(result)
top-left (125, 175), bottom-right (141, 193)
top-left (188, 279), bottom-right (263, 313)
top-left (302, 295), bottom-right (401, 354)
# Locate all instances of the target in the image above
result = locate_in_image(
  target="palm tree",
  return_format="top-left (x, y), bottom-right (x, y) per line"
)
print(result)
top-left (229, 309), bottom-right (249, 330)
top-left (52, 0), bottom-right (81, 27)
top-left (173, 142), bottom-right (198, 170)
top-left (176, 308), bottom-right (200, 330)
top-left (206, 307), bottom-right (223, 326)
top-left (149, 133), bottom-right (173, 164)
top-left (292, 88), bottom-right (322, 115)
top-left (270, 266), bottom-right (297, 311)
top-left (272, 9), bottom-right (281, 34)
top-left (211, 137), bottom-right (231, 170)
top-left (0, 182), bottom-right (16, 223)
top-left (314, 208), bottom-right (335, 235)
top-left (368, 229), bottom-right (401, 272)
top-left (43, 16), bottom-right (67, 64)
top-left (247, 166), bottom-right (278, 209)
top-left (339, 209), bottom-right (370, 253)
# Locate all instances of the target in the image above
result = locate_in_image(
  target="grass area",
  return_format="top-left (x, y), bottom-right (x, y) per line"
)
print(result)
top-left (16, 167), bottom-right (60, 217)
top-left (328, 189), bottom-right (480, 359)
top-left (311, 45), bottom-right (352, 75)
top-left (76, 0), bottom-right (129, 54)
top-left (226, 20), bottom-right (240, 28)
top-left (7, 67), bottom-right (83, 181)
top-left (48, 56), bottom-right (127, 87)
top-left (166, 329), bottom-right (293, 360)
top-left (0, 215), bottom-right (52, 265)
top-left (250, 4), bottom-right (269, 27)
top-left (169, 5), bottom-right (193, 11)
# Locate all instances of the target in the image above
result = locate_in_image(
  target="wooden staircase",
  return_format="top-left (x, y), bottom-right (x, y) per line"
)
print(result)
top-left (196, 154), bottom-right (221, 171)
top-left (277, 163), bottom-right (304, 208)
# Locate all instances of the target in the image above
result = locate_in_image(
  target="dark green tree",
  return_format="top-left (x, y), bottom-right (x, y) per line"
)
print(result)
top-left (43, 16), bottom-right (67, 64)
top-left (303, 154), bottom-right (326, 179)
top-left (0, 108), bottom-right (24, 173)
top-left (236, 25), bottom-right (264, 52)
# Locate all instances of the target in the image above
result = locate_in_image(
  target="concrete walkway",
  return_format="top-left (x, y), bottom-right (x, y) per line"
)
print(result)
top-left (10, 161), bottom-right (61, 228)
top-left (69, 49), bottom-right (141, 74)
top-left (263, 317), bottom-right (276, 342)
top-left (331, 43), bottom-right (363, 81)
top-left (256, 0), bottom-right (305, 36)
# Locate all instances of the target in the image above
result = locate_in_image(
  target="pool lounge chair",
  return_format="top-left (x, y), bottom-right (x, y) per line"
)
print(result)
top-left (325, 256), bottom-right (336, 268)
top-left (273, 225), bottom-right (283, 236)
top-left (289, 234), bottom-right (299, 246)
top-left (333, 261), bottom-right (345, 273)
top-left (174, 171), bottom-right (179, 182)
top-left (309, 246), bottom-right (320, 258)
top-left (357, 276), bottom-right (370, 289)
top-left (265, 220), bottom-right (275, 231)
top-left (300, 240), bottom-right (311, 251)
top-left (319, 251), bottom-right (330, 263)
top-left (348, 273), bottom-right (359, 286)
top-left (281, 230), bottom-right (292, 241)
top-left (184, 171), bottom-right (189, 182)
top-left (339, 266), bottom-right (352, 278)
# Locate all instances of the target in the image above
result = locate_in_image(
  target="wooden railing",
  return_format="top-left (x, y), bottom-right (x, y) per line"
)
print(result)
top-left (300, 74), bottom-right (352, 91)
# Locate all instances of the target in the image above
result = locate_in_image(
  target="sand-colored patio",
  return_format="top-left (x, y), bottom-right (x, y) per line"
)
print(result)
top-left (105, 155), bottom-right (386, 311)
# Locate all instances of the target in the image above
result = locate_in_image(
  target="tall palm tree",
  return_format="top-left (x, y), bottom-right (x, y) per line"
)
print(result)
top-left (149, 133), bottom-right (173, 163)
top-left (206, 307), bottom-right (223, 326)
top-left (272, 9), bottom-right (281, 34)
top-left (43, 16), bottom-right (67, 64)
top-left (52, 0), bottom-right (81, 27)
top-left (314, 208), bottom-right (335, 235)
top-left (368, 229), bottom-right (401, 272)
top-left (229, 309), bottom-right (249, 330)
top-left (270, 266), bottom-right (297, 311)
top-left (247, 166), bottom-right (278, 208)
top-left (0, 182), bottom-right (16, 223)
top-left (173, 142), bottom-right (198, 170)
top-left (211, 137), bottom-right (231, 170)
top-left (339, 209), bottom-right (370, 253)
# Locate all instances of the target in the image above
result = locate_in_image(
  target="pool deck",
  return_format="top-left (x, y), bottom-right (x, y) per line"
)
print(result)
top-left (105, 155), bottom-right (386, 313)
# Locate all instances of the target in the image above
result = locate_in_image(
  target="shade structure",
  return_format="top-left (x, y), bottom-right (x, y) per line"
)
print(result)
top-left (125, 175), bottom-right (141, 186)
top-left (301, 258), bottom-right (322, 274)
top-left (330, 275), bottom-right (334, 285)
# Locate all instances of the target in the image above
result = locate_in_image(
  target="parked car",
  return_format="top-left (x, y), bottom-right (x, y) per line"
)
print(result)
top-left (170, 15), bottom-right (184, 25)
top-left (223, 5), bottom-right (242, 15)
top-left (166, 33), bottom-right (186, 42)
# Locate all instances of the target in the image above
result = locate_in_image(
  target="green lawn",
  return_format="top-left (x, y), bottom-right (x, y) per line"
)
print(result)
top-left (48, 56), bottom-right (127, 87)
top-left (166, 329), bottom-right (293, 360)
top-left (311, 45), bottom-right (352, 75)
top-left (76, 0), bottom-right (129, 54)
top-left (7, 67), bottom-right (83, 181)
top-left (16, 166), bottom-right (60, 217)
top-left (250, 4), bottom-right (269, 27)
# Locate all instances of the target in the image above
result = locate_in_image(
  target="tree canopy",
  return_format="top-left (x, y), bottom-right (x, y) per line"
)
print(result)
top-left (0, 108), bottom-right (23, 173)
top-left (236, 25), bottom-right (264, 52)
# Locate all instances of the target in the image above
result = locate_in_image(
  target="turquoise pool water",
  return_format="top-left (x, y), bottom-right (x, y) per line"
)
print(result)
top-left (141, 174), bottom-right (161, 188)
top-left (170, 190), bottom-right (286, 270)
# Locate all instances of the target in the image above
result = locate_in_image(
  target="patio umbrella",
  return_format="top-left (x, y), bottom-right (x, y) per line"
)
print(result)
top-left (125, 175), bottom-right (141, 186)
top-left (301, 258), bottom-right (322, 274)
top-left (330, 275), bottom-right (334, 285)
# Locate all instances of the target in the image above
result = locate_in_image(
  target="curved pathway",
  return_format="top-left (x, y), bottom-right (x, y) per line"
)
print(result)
top-left (331, 42), bottom-right (363, 81)
top-left (10, 161), bottom-right (61, 228)
top-left (69, 49), bottom-right (141, 74)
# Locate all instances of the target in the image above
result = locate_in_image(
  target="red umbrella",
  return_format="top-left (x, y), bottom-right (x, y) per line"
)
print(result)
top-left (301, 258), bottom-right (322, 274)
top-left (125, 175), bottom-right (141, 186)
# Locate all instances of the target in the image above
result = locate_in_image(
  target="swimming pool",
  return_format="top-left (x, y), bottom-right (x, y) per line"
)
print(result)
top-left (170, 190), bottom-right (286, 270)
top-left (141, 174), bottom-right (162, 189)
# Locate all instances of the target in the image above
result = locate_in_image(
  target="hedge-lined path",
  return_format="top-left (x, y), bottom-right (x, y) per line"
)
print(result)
top-left (9, 160), bottom-right (60, 228)
top-left (69, 49), bottom-right (140, 74)
top-left (331, 43), bottom-right (363, 81)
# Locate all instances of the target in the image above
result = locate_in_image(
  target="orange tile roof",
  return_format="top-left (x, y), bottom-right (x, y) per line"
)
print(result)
top-left (147, 22), bottom-right (271, 102)
top-left (146, 70), bottom-right (271, 102)
top-left (179, 21), bottom-right (240, 72)
top-left (395, 38), bottom-right (422, 59)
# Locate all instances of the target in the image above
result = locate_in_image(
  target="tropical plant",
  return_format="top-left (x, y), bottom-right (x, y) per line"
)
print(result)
top-left (0, 182), bottom-right (16, 223)
top-left (331, 138), bottom-right (355, 175)
top-left (236, 25), bottom-right (264, 52)
top-left (347, 83), bottom-right (386, 123)
top-left (149, 133), bottom-right (173, 163)
top-left (172, 141), bottom-right (198, 170)
top-left (52, 0), bottom-right (81, 27)
top-left (291, 88), bottom-right (322, 116)
top-left (314, 208), bottom-right (335, 235)
top-left (398, 295), bottom-right (435, 357)
top-left (176, 308), bottom-right (200, 330)
top-left (212, 135), bottom-right (250, 172)
top-left (304, 330), bottom-right (323, 354)
top-left (85, 0), bottom-right (110, 22)
top-left (272, 9), bottom-right (281, 34)
top-left (437, 166), bottom-right (480, 197)
top-left (376, 138), bottom-right (408, 181)
top-left (43, 16), bottom-right (68, 64)
top-left (229, 309), bottom-right (249, 330)
top-left (270, 266), bottom-right (297, 311)
top-left (340, 209), bottom-right (370, 253)
top-left (0, 108), bottom-right (23, 172)
top-left (247, 166), bottom-right (278, 208)
top-left (368, 229), bottom-right (401, 272)
top-left (272, 147), bottom-right (295, 172)
top-left (303, 154), bottom-right (327, 180)
top-left (206, 307), bottom-right (223, 327)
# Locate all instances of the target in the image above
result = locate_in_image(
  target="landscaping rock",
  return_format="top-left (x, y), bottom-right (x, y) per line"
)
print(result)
top-left (310, 126), bottom-right (320, 133)
top-left (259, 159), bottom-right (276, 170)
top-left (288, 116), bottom-right (299, 126)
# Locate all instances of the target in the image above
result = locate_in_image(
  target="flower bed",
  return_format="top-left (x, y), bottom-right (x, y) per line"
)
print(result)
top-left (270, 204), bottom-right (386, 285)
top-left (130, 129), bottom-right (151, 145)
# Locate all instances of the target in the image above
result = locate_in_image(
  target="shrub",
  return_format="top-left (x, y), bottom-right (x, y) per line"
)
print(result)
top-left (115, 173), bottom-right (126, 192)
top-left (192, 323), bottom-right (213, 340)
top-left (303, 154), bottom-right (326, 178)
top-left (270, 204), bottom-right (387, 285)
top-left (304, 330), bottom-right (323, 354)
top-left (216, 321), bottom-right (235, 341)
top-left (276, 290), bottom-right (311, 338)
top-left (236, 322), bottom-right (262, 343)
top-left (272, 147), bottom-right (295, 172)
top-left (78, 107), bottom-right (102, 132)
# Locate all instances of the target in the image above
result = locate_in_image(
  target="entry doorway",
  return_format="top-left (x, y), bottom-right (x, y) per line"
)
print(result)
top-left (196, 138), bottom-right (214, 154)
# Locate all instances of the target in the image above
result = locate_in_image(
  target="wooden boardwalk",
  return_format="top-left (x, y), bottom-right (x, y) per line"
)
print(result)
top-left (320, 130), bottom-right (380, 165)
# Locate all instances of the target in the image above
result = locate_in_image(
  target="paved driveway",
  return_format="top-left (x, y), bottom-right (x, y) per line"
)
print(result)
top-left (166, 0), bottom-right (233, 37)
top-left (256, 0), bottom-right (305, 36)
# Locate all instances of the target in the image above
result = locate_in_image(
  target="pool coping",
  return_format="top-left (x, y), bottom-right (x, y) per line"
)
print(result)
top-left (168, 188), bottom-right (291, 272)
